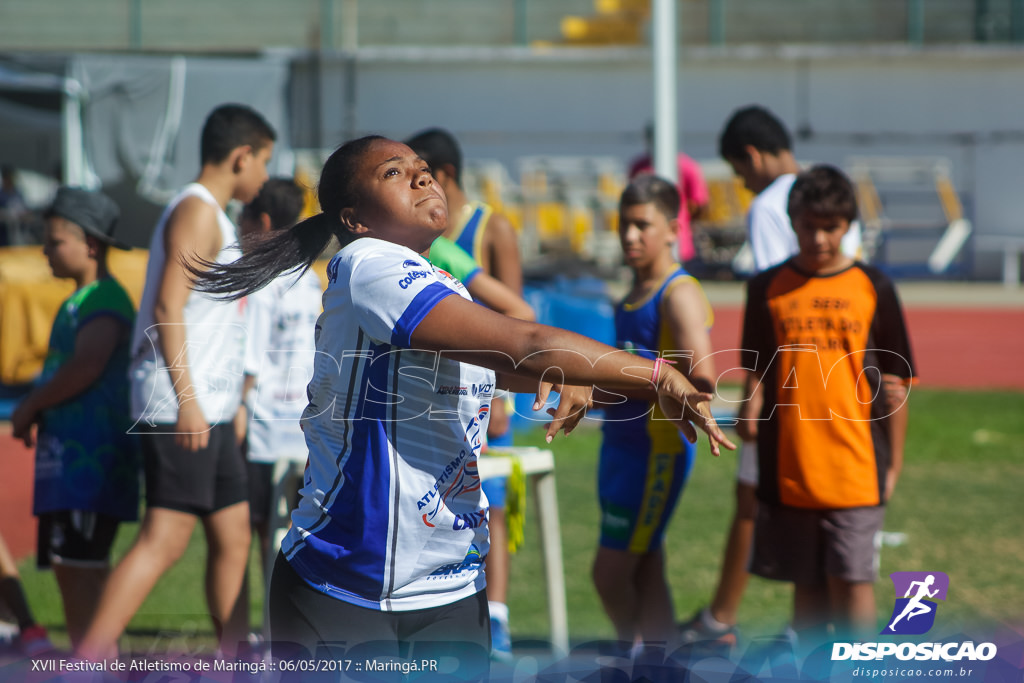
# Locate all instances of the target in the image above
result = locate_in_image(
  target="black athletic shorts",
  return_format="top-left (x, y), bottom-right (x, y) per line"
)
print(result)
top-left (36, 510), bottom-right (120, 570)
top-left (268, 553), bottom-right (491, 680)
top-left (141, 422), bottom-right (248, 516)
top-left (247, 460), bottom-right (302, 528)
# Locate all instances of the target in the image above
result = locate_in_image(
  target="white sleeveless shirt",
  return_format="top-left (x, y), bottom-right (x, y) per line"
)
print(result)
top-left (130, 183), bottom-right (247, 426)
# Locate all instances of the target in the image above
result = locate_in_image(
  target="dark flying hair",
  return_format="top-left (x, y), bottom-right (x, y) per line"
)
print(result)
top-left (241, 177), bottom-right (305, 231)
top-left (718, 105), bottom-right (792, 162)
top-left (787, 164), bottom-right (859, 223)
top-left (404, 127), bottom-right (462, 185)
top-left (200, 104), bottom-right (277, 165)
top-left (192, 135), bottom-right (386, 300)
top-left (619, 174), bottom-right (680, 222)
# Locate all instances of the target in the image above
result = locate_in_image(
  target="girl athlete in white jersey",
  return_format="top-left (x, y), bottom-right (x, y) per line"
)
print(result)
top-left (193, 136), bottom-right (735, 674)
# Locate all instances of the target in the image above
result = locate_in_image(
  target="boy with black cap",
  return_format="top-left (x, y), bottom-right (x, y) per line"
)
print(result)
top-left (12, 187), bottom-right (139, 648)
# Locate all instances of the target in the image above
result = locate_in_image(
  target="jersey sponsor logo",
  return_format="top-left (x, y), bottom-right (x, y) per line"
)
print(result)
top-left (417, 450), bottom-right (481, 527)
top-left (427, 544), bottom-right (483, 578)
top-left (812, 296), bottom-right (851, 311)
top-left (433, 267), bottom-right (467, 292)
top-left (437, 385), bottom-right (468, 396)
top-left (600, 504), bottom-right (633, 542)
top-left (471, 383), bottom-right (493, 397)
top-left (398, 270), bottom-right (431, 289)
top-left (452, 508), bottom-right (487, 530)
top-left (417, 411), bottom-right (487, 526)
top-left (326, 257), bottom-right (340, 284)
top-left (402, 259), bottom-right (420, 268)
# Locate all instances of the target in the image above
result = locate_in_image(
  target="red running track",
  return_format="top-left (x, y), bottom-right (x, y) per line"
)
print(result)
top-left (706, 307), bottom-right (1024, 390)
top-left (2, 306), bottom-right (1022, 561)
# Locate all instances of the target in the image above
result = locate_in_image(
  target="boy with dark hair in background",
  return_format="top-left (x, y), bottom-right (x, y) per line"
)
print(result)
top-left (681, 105), bottom-right (864, 644)
top-left (78, 104), bottom-right (276, 660)
top-left (739, 165), bottom-right (913, 645)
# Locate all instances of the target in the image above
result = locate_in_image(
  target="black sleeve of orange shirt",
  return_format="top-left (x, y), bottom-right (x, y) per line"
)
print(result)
top-left (867, 267), bottom-right (916, 380)
top-left (740, 270), bottom-right (775, 375)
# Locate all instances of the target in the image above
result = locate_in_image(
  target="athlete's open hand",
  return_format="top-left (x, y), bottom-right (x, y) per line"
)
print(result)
top-left (656, 366), bottom-right (736, 457)
top-left (533, 381), bottom-right (594, 443)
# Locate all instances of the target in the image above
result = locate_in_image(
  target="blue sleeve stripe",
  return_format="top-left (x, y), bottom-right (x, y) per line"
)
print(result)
top-left (391, 282), bottom-right (456, 348)
top-left (462, 267), bottom-right (482, 287)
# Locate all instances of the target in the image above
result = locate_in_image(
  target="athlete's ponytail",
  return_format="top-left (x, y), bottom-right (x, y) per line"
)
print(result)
top-left (191, 134), bottom-right (388, 300)
top-left (190, 212), bottom-right (339, 300)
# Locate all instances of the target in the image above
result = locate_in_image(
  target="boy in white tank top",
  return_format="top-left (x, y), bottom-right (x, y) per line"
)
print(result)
top-left (78, 104), bottom-right (277, 660)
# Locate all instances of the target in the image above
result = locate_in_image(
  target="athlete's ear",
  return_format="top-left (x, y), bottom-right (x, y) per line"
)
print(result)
top-left (743, 145), bottom-right (763, 170)
top-left (231, 145), bottom-right (253, 174)
top-left (259, 212), bottom-right (273, 234)
top-left (339, 207), bottom-right (369, 236)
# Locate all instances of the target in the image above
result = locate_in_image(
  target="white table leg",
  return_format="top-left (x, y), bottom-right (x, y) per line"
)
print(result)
top-left (532, 470), bottom-right (569, 655)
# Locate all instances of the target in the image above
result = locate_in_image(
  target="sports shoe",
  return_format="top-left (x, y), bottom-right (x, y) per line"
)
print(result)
top-left (678, 607), bottom-right (738, 647)
top-left (489, 616), bottom-right (513, 663)
top-left (18, 624), bottom-right (54, 657)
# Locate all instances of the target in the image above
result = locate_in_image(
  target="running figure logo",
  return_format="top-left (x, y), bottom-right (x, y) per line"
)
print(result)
top-left (882, 571), bottom-right (949, 635)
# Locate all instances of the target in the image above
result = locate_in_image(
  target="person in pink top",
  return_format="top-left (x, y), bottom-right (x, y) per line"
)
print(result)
top-left (629, 123), bottom-right (710, 263)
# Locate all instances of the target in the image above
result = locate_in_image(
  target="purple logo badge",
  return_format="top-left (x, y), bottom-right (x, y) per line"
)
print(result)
top-left (882, 571), bottom-right (949, 635)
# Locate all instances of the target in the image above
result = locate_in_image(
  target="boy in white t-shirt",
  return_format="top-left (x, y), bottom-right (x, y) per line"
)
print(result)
top-left (78, 104), bottom-right (276, 660)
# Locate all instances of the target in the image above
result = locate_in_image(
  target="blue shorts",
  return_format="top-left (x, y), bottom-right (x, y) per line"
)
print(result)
top-left (482, 476), bottom-right (506, 509)
top-left (482, 429), bottom-right (513, 509)
top-left (598, 433), bottom-right (695, 553)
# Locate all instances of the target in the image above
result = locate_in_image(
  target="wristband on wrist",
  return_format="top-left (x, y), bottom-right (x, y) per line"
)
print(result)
top-left (651, 357), bottom-right (677, 387)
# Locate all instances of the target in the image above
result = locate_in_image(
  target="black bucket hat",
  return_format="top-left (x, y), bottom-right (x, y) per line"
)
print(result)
top-left (46, 187), bottom-right (130, 250)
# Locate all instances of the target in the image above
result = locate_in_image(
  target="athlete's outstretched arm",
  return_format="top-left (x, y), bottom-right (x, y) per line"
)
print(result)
top-left (412, 294), bottom-right (736, 455)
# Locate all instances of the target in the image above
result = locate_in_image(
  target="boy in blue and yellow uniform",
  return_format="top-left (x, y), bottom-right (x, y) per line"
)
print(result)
top-left (593, 175), bottom-right (717, 649)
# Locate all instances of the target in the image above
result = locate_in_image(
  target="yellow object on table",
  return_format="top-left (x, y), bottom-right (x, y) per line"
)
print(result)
top-left (505, 456), bottom-right (526, 552)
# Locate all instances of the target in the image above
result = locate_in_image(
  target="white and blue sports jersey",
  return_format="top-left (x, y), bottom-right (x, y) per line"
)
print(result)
top-left (282, 237), bottom-right (494, 612)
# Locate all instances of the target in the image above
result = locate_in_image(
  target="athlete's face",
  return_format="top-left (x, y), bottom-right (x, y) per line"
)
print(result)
top-left (726, 149), bottom-right (773, 195)
top-left (234, 142), bottom-right (274, 204)
top-left (618, 201), bottom-right (676, 271)
top-left (347, 139), bottom-right (448, 254)
top-left (43, 217), bottom-right (92, 279)
top-left (792, 211), bottom-right (851, 272)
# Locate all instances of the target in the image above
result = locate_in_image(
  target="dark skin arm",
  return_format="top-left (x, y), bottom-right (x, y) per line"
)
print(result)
top-left (483, 212), bottom-right (523, 295)
top-left (12, 316), bottom-right (128, 447)
top-left (883, 376), bottom-right (910, 500)
top-left (413, 295), bottom-right (736, 455)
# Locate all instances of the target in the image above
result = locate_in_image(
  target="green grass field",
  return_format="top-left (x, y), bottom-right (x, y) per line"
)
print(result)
top-left (17, 388), bottom-right (1024, 653)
